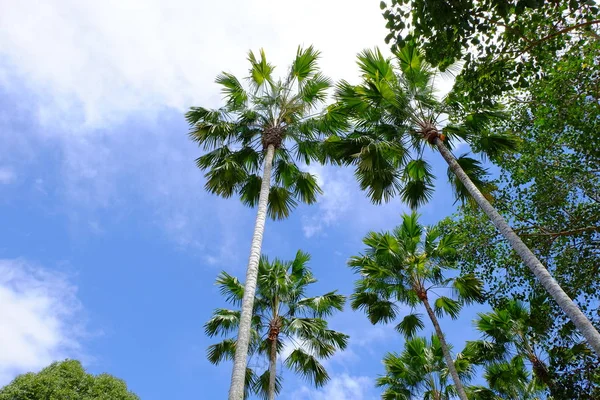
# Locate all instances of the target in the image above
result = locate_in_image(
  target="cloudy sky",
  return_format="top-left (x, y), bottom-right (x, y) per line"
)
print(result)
top-left (0, 1), bottom-right (487, 398)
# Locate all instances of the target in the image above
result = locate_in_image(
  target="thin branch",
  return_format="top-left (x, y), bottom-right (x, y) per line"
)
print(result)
top-left (520, 226), bottom-right (600, 238)
top-left (520, 20), bottom-right (600, 55)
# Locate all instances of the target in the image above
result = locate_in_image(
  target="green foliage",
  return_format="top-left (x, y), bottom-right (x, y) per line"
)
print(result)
top-left (382, 0), bottom-right (600, 105)
top-left (205, 251), bottom-right (348, 398)
top-left (0, 360), bottom-right (139, 400)
top-left (187, 46), bottom-right (338, 220)
top-left (377, 335), bottom-right (473, 400)
top-left (445, 38), bottom-right (600, 399)
top-left (325, 42), bottom-right (515, 207)
top-left (349, 213), bottom-right (484, 338)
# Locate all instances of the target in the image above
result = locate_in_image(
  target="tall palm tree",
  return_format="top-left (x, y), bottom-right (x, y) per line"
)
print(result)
top-left (205, 250), bottom-right (348, 400)
top-left (377, 335), bottom-right (474, 400)
top-left (326, 42), bottom-right (600, 354)
top-left (187, 47), bottom-right (335, 399)
top-left (465, 300), bottom-right (555, 397)
top-left (349, 212), bottom-right (484, 400)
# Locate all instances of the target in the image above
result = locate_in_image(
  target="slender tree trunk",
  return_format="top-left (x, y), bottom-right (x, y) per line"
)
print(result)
top-left (436, 139), bottom-right (600, 355)
top-left (268, 334), bottom-right (278, 400)
top-left (229, 144), bottom-right (276, 400)
top-left (422, 296), bottom-right (469, 400)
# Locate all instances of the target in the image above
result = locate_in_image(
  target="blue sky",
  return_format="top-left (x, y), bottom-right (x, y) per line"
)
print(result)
top-left (0, 1), bottom-right (493, 398)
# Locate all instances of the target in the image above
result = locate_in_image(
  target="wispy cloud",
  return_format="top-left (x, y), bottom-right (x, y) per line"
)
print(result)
top-left (0, 0), bottom-right (389, 257)
top-left (290, 374), bottom-right (375, 400)
top-left (0, 259), bottom-right (85, 385)
top-left (0, 166), bottom-right (15, 184)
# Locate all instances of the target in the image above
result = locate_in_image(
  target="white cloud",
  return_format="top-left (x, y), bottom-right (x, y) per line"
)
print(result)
top-left (302, 164), bottom-right (409, 239)
top-left (0, 259), bottom-right (84, 385)
top-left (0, 0), bottom-right (389, 126)
top-left (302, 165), bottom-right (355, 238)
top-left (290, 374), bottom-right (375, 400)
top-left (0, 0), bottom-right (390, 253)
top-left (0, 167), bottom-right (15, 184)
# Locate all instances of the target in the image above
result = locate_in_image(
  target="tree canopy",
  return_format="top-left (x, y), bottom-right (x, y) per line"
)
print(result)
top-left (0, 360), bottom-right (139, 400)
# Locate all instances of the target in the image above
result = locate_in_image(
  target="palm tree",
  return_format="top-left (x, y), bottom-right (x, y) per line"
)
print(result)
top-left (464, 300), bottom-right (555, 397)
top-left (187, 47), bottom-right (335, 399)
top-left (467, 356), bottom-right (543, 400)
top-left (205, 250), bottom-right (348, 400)
top-left (325, 42), bottom-right (600, 354)
top-left (377, 335), bottom-right (474, 400)
top-left (349, 212), bottom-right (484, 400)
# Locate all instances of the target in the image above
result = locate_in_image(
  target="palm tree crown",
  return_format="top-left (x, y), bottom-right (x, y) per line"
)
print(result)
top-left (349, 212), bottom-right (484, 336)
top-left (377, 335), bottom-right (473, 400)
top-left (324, 42), bottom-right (514, 207)
top-left (205, 251), bottom-right (348, 399)
top-left (464, 300), bottom-right (552, 398)
top-left (187, 46), bottom-right (332, 219)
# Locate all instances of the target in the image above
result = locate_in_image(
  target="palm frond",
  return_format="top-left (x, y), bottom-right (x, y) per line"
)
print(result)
top-left (252, 369), bottom-right (283, 400)
top-left (400, 159), bottom-right (435, 209)
top-left (284, 348), bottom-right (330, 387)
top-left (247, 48), bottom-right (274, 93)
top-left (434, 296), bottom-right (462, 319)
top-left (267, 186), bottom-right (298, 220)
top-left (216, 271), bottom-right (245, 306)
top-left (207, 338), bottom-right (236, 364)
top-left (204, 309), bottom-right (240, 337)
top-left (216, 72), bottom-right (248, 109)
top-left (396, 313), bottom-right (425, 337)
top-left (452, 274), bottom-right (485, 304)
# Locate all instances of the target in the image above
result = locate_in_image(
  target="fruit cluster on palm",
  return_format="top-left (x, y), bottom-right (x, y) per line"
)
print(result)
top-left (205, 251), bottom-right (347, 400)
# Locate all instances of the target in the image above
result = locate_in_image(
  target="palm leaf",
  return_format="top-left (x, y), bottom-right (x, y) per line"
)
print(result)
top-left (216, 271), bottom-right (245, 306)
top-left (267, 186), bottom-right (298, 220)
top-left (400, 159), bottom-right (435, 209)
top-left (396, 313), bottom-right (425, 337)
top-left (434, 296), bottom-right (462, 319)
top-left (207, 338), bottom-right (236, 364)
top-left (284, 348), bottom-right (329, 387)
top-left (216, 72), bottom-right (248, 109)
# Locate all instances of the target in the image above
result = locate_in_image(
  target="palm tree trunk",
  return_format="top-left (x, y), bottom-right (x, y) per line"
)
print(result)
top-left (435, 139), bottom-right (600, 355)
top-left (422, 296), bottom-right (469, 400)
top-left (268, 335), bottom-right (277, 400)
top-left (229, 144), bottom-right (276, 400)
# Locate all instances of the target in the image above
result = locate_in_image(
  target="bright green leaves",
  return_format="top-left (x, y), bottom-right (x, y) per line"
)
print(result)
top-left (351, 291), bottom-right (399, 324)
top-left (0, 360), bottom-right (139, 400)
top-left (349, 213), bottom-right (483, 344)
top-left (248, 48), bottom-right (274, 92)
top-left (216, 72), bottom-right (248, 109)
top-left (188, 46), bottom-right (333, 221)
top-left (204, 309), bottom-right (241, 338)
top-left (378, 335), bottom-right (468, 400)
top-left (434, 296), bottom-right (462, 319)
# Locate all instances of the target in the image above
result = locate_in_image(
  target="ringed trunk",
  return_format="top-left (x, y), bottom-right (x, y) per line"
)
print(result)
top-left (435, 139), bottom-right (600, 356)
top-left (228, 144), bottom-right (276, 400)
top-left (422, 296), bottom-right (469, 400)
